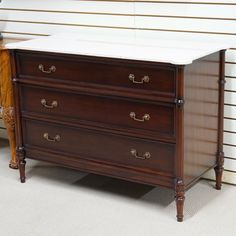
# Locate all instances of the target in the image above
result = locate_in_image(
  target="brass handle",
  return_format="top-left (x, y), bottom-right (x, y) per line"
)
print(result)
top-left (129, 74), bottom-right (150, 84)
top-left (130, 112), bottom-right (150, 122)
top-left (43, 133), bottom-right (61, 142)
top-left (130, 149), bottom-right (151, 160)
top-left (38, 64), bottom-right (56, 74)
top-left (41, 99), bottom-right (58, 109)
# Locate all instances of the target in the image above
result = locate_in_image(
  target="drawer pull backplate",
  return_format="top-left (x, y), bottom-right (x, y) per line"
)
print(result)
top-left (41, 99), bottom-right (58, 109)
top-left (130, 149), bottom-right (151, 160)
top-left (43, 133), bottom-right (61, 142)
top-left (38, 64), bottom-right (56, 74)
top-left (129, 74), bottom-right (150, 84)
top-left (130, 112), bottom-right (150, 122)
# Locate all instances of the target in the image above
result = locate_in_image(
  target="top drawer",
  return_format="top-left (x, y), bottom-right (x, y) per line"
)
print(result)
top-left (15, 51), bottom-right (176, 98)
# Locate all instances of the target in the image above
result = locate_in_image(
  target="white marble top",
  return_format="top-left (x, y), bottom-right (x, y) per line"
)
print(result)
top-left (5, 33), bottom-right (230, 65)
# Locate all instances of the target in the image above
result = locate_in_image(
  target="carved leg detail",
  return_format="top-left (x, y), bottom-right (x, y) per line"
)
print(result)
top-left (175, 179), bottom-right (185, 222)
top-left (214, 151), bottom-right (224, 190)
top-left (2, 107), bottom-right (18, 169)
top-left (16, 146), bottom-right (26, 183)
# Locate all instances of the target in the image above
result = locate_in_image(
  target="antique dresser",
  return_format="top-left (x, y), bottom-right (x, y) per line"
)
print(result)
top-left (6, 35), bottom-right (229, 221)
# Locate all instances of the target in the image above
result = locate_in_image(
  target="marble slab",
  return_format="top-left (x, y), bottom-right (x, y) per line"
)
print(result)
top-left (5, 33), bottom-right (230, 65)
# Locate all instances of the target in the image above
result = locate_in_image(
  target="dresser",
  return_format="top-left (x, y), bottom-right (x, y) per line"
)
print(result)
top-left (6, 36), bottom-right (228, 221)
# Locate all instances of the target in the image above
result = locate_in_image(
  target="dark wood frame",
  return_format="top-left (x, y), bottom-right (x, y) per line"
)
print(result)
top-left (10, 49), bottom-right (225, 222)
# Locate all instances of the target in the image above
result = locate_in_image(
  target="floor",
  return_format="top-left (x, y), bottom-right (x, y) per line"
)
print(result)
top-left (0, 139), bottom-right (235, 236)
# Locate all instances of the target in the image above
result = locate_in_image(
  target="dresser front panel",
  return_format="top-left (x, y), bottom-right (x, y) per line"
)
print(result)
top-left (16, 51), bottom-right (176, 99)
top-left (22, 119), bottom-right (175, 175)
top-left (20, 85), bottom-right (176, 139)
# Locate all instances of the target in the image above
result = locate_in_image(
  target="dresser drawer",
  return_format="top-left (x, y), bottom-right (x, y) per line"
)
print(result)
top-left (20, 85), bottom-right (175, 139)
top-left (16, 51), bottom-right (176, 98)
top-left (23, 119), bottom-right (175, 174)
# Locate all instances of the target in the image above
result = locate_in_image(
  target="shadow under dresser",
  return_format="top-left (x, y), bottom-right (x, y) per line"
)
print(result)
top-left (7, 37), bottom-right (228, 222)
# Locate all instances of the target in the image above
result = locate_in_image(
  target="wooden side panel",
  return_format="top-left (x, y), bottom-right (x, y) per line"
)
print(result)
top-left (183, 52), bottom-right (220, 185)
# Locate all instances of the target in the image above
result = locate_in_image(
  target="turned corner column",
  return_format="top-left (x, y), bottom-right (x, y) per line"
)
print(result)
top-left (16, 146), bottom-right (26, 183)
top-left (175, 178), bottom-right (185, 222)
top-left (214, 50), bottom-right (226, 190)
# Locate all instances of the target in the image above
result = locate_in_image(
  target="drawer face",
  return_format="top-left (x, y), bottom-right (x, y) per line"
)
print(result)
top-left (20, 86), bottom-right (175, 138)
top-left (23, 120), bottom-right (175, 174)
top-left (16, 52), bottom-right (176, 97)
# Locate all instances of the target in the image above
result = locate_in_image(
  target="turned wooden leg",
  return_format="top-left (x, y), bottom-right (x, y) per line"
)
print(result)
top-left (214, 151), bottom-right (224, 190)
top-left (2, 107), bottom-right (18, 169)
top-left (16, 146), bottom-right (26, 183)
top-left (175, 179), bottom-right (185, 222)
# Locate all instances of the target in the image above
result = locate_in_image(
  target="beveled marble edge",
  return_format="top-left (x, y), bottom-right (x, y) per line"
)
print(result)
top-left (5, 34), bottom-right (230, 65)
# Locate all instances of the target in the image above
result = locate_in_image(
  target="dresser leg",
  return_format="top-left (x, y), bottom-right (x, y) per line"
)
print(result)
top-left (214, 151), bottom-right (224, 190)
top-left (2, 107), bottom-right (18, 169)
top-left (175, 179), bottom-right (185, 222)
top-left (16, 146), bottom-right (26, 183)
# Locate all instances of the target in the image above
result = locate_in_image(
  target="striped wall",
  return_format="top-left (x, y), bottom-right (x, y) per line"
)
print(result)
top-left (0, 0), bottom-right (235, 184)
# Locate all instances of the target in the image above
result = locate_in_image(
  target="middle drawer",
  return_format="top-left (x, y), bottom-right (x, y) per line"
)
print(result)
top-left (20, 85), bottom-right (175, 139)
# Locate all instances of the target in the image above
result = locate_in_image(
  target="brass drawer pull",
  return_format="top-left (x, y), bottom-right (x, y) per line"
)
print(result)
top-left (38, 64), bottom-right (56, 74)
top-left (129, 74), bottom-right (150, 84)
top-left (130, 112), bottom-right (150, 122)
top-left (130, 149), bottom-right (151, 160)
top-left (43, 133), bottom-right (61, 142)
top-left (41, 99), bottom-right (58, 109)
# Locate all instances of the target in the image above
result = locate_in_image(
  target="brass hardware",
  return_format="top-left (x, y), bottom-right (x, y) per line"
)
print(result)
top-left (43, 133), bottom-right (61, 142)
top-left (38, 64), bottom-right (56, 74)
top-left (129, 112), bottom-right (150, 122)
top-left (129, 74), bottom-right (150, 84)
top-left (41, 99), bottom-right (58, 109)
top-left (174, 98), bottom-right (185, 107)
top-left (130, 149), bottom-right (151, 160)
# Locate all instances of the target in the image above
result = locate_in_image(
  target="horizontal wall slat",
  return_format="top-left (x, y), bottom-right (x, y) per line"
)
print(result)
top-left (134, 16), bottom-right (236, 34)
top-left (224, 119), bottom-right (236, 133)
top-left (134, 3), bottom-right (236, 19)
top-left (0, 11), bottom-right (134, 28)
top-left (225, 77), bottom-right (236, 91)
top-left (3, 23), bottom-right (236, 48)
top-left (0, 0), bottom-right (134, 14)
top-left (225, 91), bottom-right (236, 105)
top-left (225, 158), bottom-right (236, 171)
top-left (224, 105), bottom-right (236, 120)
top-left (224, 145), bottom-right (236, 159)
top-left (2, 14), bottom-right (236, 35)
top-left (226, 50), bottom-right (236, 63)
top-left (1, 22), bottom-right (136, 37)
top-left (224, 132), bottom-right (236, 146)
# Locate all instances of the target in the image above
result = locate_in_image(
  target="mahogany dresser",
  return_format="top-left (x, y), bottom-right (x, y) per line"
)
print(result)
top-left (6, 36), bottom-right (228, 221)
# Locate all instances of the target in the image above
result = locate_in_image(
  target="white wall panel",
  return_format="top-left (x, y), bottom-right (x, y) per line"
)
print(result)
top-left (226, 50), bottom-right (236, 63)
top-left (225, 64), bottom-right (236, 77)
top-left (224, 119), bottom-right (236, 133)
top-left (135, 16), bottom-right (236, 34)
top-left (225, 105), bottom-right (236, 119)
top-left (0, 10), bottom-right (134, 28)
top-left (134, 2), bottom-right (236, 18)
top-left (225, 78), bottom-right (236, 91)
top-left (224, 145), bottom-right (236, 159)
top-left (0, 0), bottom-right (134, 14)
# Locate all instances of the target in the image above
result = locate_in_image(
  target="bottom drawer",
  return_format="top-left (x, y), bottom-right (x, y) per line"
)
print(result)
top-left (23, 119), bottom-right (175, 175)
